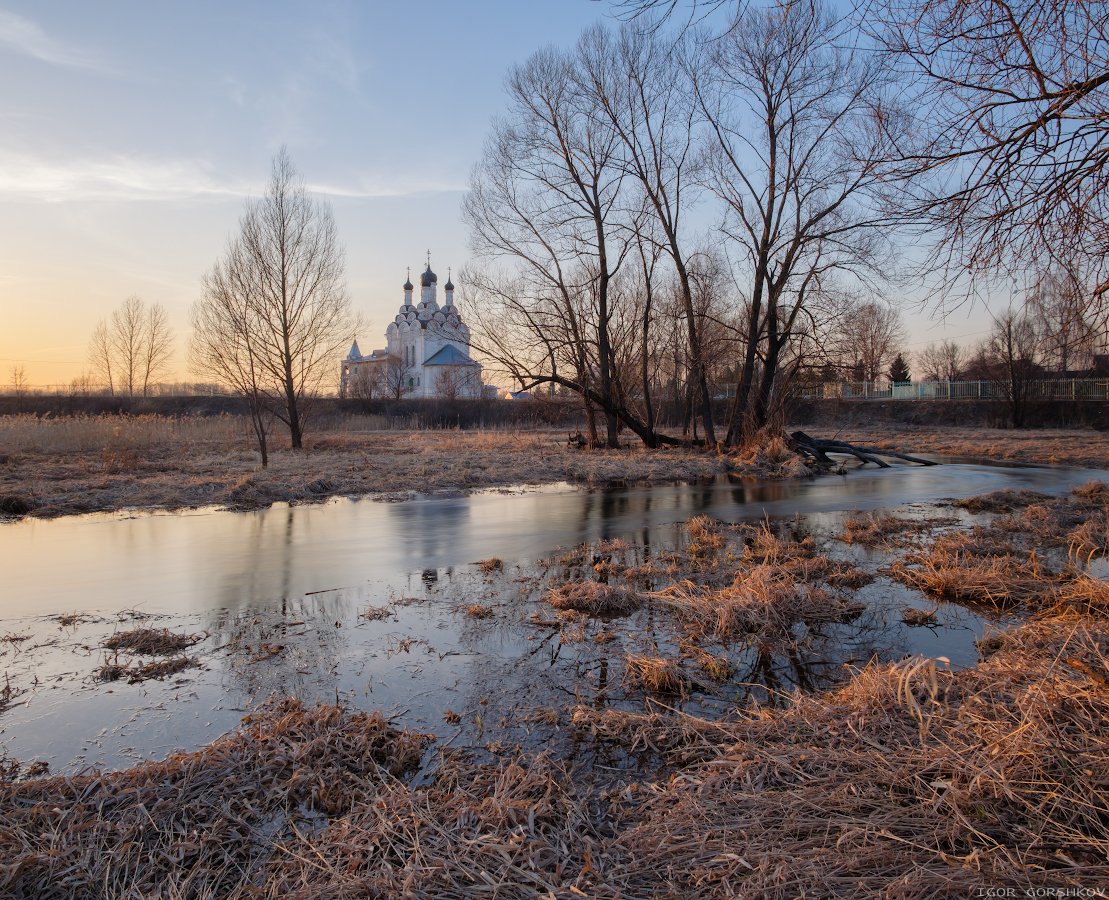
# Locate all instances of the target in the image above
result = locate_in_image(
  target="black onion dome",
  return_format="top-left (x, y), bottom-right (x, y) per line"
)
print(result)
top-left (420, 264), bottom-right (437, 287)
top-left (403, 276), bottom-right (413, 291)
top-left (444, 276), bottom-right (454, 291)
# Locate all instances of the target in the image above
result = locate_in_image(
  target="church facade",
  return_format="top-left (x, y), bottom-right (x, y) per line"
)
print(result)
top-left (340, 261), bottom-right (483, 399)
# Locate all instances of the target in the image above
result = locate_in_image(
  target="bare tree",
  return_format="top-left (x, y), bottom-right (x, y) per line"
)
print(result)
top-left (435, 365), bottom-right (481, 402)
top-left (580, 25), bottom-right (719, 444)
top-left (697, 0), bottom-right (904, 439)
top-left (88, 321), bottom-right (115, 395)
top-left (832, 301), bottom-right (906, 383)
top-left (195, 149), bottom-right (355, 450)
top-left (68, 372), bottom-right (97, 397)
top-left (9, 365), bottom-right (28, 399)
top-left (347, 364), bottom-right (385, 400)
top-left (1024, 266), bottom-right (1102, 374)
top-left (865, 0), bottom-right (1109, 298)
top-left (383, 355), bottom-right (414, 400)
top-left (140, 302), bottom-right (174, 396)
top-left (88, 296), bottom-right (175, 398)
top-left (986, 307), bottom-right (1042, 427)
top-left (916, 340), bottom-right (965, 381)
top-left (465, 39), bottom-right (637, 447)
top-left (111, 296), bottom-right (146, 398)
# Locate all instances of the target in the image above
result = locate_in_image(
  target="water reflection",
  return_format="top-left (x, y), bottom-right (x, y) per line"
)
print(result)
top-left (2, 463), bottom-right (1103, 620)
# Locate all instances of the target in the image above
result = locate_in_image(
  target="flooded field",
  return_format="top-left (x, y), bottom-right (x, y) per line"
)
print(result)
top-left (0, 461), bottom-right (1104, 773)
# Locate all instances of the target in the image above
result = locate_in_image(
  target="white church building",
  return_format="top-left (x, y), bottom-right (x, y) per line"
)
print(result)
top-left (340, 259), bottom-right (483, 399)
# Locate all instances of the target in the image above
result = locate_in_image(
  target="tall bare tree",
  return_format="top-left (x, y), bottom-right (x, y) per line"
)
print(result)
top-left (88, 296), bottom-right (175, 397)
top-left (866, 0), bottom-right (1109, 298)
top-left (193, 255), bottom-right (274, 465)
top-left (194, 149), bottom-right (355, 450)
top-left (832, 301), bottom-right (907, 382)
top-left (987, 307), bottom-right (1042, 427)
top-left (111, 296), bottom-right (146, 398)
top-left (580, 25), bottom-right (718, 444)
top-left (88, 321), bottom-right (115, 395)
top-left (383, 355), bottom-right (414, 400)
top-left (697, 0), bottom-right (904, 439)
top-left (140, 302), bottom-right (174, 396)
top-left (465, 39), bottom-right (638, 447)
top-left (1024, 266), bottom-right (1102, 374)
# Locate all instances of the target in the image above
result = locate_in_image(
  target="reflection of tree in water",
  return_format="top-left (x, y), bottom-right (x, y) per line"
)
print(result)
top-left (199, 507), bottom-right (352, 704)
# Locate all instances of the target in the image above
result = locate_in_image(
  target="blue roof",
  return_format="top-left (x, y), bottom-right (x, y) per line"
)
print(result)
top-left (423, 344), bottom-right (478, 366)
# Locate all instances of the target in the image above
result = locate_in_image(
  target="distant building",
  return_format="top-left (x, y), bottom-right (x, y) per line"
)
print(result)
top-left (340, 259), bottom-right (483, 399)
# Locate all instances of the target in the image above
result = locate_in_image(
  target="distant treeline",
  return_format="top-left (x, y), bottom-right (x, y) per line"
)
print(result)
top-left (0, 394), bottom-right (1103, 431)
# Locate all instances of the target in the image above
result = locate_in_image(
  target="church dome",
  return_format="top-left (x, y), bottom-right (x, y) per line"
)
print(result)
top-left (444, 276), bottom-right (454, 291)
top-left (403, 276), bottom-right (413, 291)
top-left (420, 264), bottom-right (437, 287)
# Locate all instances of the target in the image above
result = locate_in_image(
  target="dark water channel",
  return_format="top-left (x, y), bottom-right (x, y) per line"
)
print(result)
top-left (0, 461), bottom-right (1104, 773)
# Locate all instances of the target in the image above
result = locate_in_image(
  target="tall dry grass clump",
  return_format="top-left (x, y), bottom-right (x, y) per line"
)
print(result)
top-left (730, 431), bottom-right (811, 478)
top-left (653, 566), bottom-right (858, 643)
top-left (546, 580), bottom-right (640, 616)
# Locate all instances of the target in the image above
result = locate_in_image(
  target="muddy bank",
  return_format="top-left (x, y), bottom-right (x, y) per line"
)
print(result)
top-left (5, 411), bottom-right (1108, 522)
top-left (0, 418), bottom-right (809, 520)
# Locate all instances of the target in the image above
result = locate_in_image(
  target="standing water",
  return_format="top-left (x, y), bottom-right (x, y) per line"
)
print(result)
top-left (0, 461), bottom-right (1103, 771)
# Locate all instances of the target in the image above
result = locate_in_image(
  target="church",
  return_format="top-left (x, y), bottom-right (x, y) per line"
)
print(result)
top-left (340, 258), bottom-right (483, 399)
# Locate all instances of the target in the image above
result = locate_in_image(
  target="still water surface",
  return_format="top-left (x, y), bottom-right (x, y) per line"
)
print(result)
top-left (0, 461), bottom-right (1103, 772)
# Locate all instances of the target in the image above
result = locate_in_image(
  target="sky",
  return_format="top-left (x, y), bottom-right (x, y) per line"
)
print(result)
top-left (0, 0), bottom-right (994, 388)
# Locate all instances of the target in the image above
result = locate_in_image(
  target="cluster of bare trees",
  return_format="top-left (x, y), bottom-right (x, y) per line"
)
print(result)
top-left (191, 150), bottom-right (356, 464)
top-left (464, 0), bottom-right (1108, 442)
top-left (87, 296), bottom-right (174, 398)
top-left (465, 3), bottom-right (905, 447)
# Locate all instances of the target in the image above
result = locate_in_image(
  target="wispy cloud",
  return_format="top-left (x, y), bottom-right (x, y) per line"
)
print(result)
top-left (0, 9), bottom-right (110, 71)
top-left (0, 153), bottom-right (251, 202)
top-left (0, 151), bottom-right (464, 203)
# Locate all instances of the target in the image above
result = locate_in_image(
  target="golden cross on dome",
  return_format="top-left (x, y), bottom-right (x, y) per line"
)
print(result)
top-left (426, 249), bottom-right (431, 267)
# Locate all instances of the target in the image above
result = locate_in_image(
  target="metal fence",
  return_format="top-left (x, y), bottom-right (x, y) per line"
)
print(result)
top-left (789, 379), bottom-right (1109, 402)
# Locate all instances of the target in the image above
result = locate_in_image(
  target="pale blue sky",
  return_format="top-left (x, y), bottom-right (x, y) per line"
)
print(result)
top-left (0, 1), bottom-right (991, 385)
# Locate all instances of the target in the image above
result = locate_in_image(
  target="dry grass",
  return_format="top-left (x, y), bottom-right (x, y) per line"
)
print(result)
top-left (0, 418), bottom-right (740, 519)
top-left (476, 557), bottom-right (503, 573)
top-left (7, 615), bottom-right (1103, 897)
top-left (546, 580), bottom-right (641, 616)
top-left (891, 550), bottom-right (1050, 609)
top-left (654, 566), bottom-right (860, 642)
top-left (0, 699), bottom-right (431, 899)
top-left (463, 603), bottom-right (494, 619)
top-left (605, 613), bottom-right (1109, 896)
top-left (102, 628), bottom-right (204, 655)
top-left (729, 433), bottom-right (812, 478)
top-left (901, 606), bottom-right (938, 626)
top-left (623, 654), bottom-right (691, 695)
top-left (952, 488), bottom-right (1053, 512)
top-left (96, 655), bottom-right (197, 684)
top-left (839, 424), bottom-right (1109, 468)
top-left (893, 485), bottom-right (1109, 614)
top-left (838, 510), bottom-right (959, 548)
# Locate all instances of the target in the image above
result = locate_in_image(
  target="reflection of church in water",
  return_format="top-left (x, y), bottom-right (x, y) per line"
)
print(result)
top-left (340, 255), bottom-right (483, 398)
